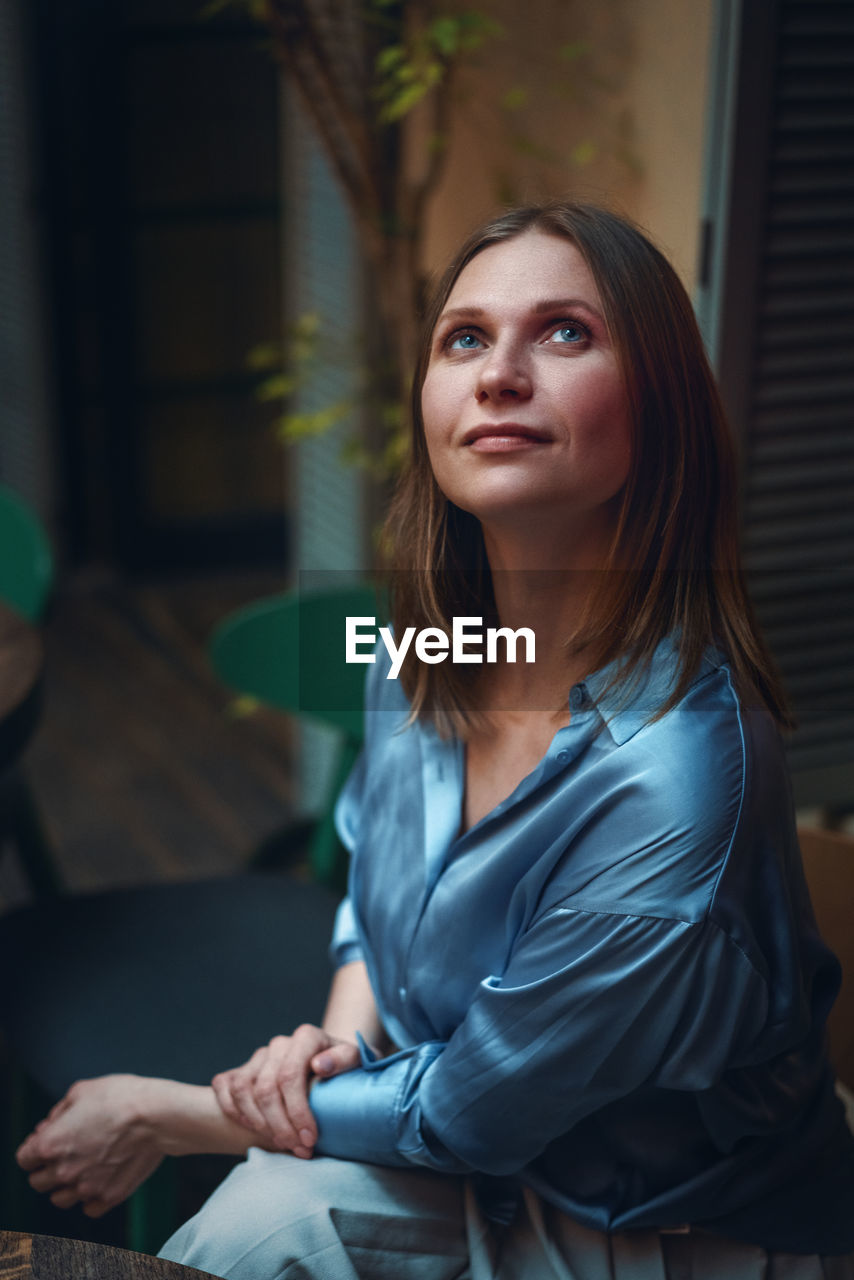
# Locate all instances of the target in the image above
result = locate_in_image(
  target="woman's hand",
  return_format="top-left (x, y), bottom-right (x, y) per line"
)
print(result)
top-left (16, 1070), bottom-right (328, 1216)
top-left (211, 1024), bottom-right (360, 1156)
top-left (16, 1075), bottom-right (165, 1217)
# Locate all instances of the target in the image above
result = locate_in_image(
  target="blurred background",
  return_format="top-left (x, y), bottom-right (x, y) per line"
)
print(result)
top-left (0, 0), bottom-right (853, 1254)
top-left (0, 0), bottom-right (852, 886)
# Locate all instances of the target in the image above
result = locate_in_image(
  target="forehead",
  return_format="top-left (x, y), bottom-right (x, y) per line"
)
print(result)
top-left (441, 230), bottom-right (602, 315)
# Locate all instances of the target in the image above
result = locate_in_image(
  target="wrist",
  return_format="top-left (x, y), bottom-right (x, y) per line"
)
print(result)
top-left (139, 1078), bottom-right (276, 1158)
top-left (129, 1077), bottom-right (218, 1157)
top-left (130, 1077), bottom-right (188, 1156)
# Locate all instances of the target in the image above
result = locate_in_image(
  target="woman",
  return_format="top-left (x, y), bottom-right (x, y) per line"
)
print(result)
top-left (18, 204), bottom-right (854, 1277)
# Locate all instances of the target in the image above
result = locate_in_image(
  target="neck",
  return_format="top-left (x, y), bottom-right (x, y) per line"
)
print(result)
top-left (474, 515), bottom-right (616, 715)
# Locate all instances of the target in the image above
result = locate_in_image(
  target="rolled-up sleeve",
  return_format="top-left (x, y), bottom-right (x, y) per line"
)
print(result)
top-left (312, 905), bottom-right (770, 1174)
top-left (328, 895), bottom-right (364, 969)
top-left (327, 728), bottom-right (370, 969)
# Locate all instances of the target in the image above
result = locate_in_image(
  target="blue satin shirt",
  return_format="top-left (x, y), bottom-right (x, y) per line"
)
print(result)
top-left (311, 640), bottom-right (854, 1253)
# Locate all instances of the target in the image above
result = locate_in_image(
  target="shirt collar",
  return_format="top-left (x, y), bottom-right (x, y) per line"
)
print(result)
top-left (581, 635), bottom-right (725, 746)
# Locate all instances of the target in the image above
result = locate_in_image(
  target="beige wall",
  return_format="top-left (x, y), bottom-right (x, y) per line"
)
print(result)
top-left (419, 0), bottom-right (713, 294)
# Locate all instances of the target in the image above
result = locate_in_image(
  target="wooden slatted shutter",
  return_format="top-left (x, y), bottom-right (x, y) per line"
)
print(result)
top-left (700, 0), bottom-right (854, 809)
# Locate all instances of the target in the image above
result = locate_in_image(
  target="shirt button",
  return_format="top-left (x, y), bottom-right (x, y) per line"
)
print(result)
top-left (398, 986), bottom-right (407, 1003)
top-left (556, 750), bottom-right (569, 764)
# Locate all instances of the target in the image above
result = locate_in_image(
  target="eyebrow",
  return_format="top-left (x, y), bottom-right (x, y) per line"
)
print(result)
top-left (437, 297), bottom-right (603, 323)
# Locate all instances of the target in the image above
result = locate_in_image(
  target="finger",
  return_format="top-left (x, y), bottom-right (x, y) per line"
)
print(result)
top-left (82, 1198), bottom-right (112, 1218)
top-left (212, 1048), bottom-right (270, 1131)
top-left (50, 1187), bottom-right (81, 1210)
top-left (16, 1138), bottom-right (44, 1170)
top-left (212, 1045), bottom-right (267, 1097)
top-left (278, 1027), bottom-right (327, 1149)
top-left (310, 1041), bottom-right (361, 1078)
top-left (77, 1152), bottom-right (161, 1219)
top-left (211, 1074), bottom-right (249, 1126)
top-left (227, 1075), bottom-right (275, 1136)
top-left (252, 1033), bottom-right (320, 1152)
top-left (29, 1166), bottom-right (65, 1193)
top-left (253, 1066), bottom-right (300, 1151)
top-left (74, 1168), bottom-right (120, 1212)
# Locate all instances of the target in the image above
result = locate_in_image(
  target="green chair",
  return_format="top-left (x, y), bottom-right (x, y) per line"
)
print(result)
top-left (208, 582), bottom-right (382, 890)
top-left (0, 483), bottom-right (62, 898)
top-left (0, 482), bottom-right (54, 624)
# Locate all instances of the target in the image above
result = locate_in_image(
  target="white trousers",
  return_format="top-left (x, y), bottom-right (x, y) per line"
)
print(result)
top-left (158, 1148), bottom-right (854, 1280)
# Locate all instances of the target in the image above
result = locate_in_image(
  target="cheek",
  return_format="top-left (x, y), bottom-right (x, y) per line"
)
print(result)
top-left (420, 371), bottom-right (445, 434)
top-left (420, 377), bottom-right (453, 470)
top-left (576, 368), bottom-right (631, 440)
top-left (568, 371), bottom-right (633, 492)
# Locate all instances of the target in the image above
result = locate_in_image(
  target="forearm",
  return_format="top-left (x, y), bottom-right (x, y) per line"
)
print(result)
top-left (134, 1077), bottom-right (275, 1158)
top-left (131, 972), bottom-right (383, 1164)
top-left (321, 959), bottom-right (391, 1052)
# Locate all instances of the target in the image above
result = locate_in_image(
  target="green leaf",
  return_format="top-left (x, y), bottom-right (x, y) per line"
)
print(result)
top-left (570, 139), bottom-right (597, 166)
top-left (502, 86), bottom-right (527, 111)
top-left (292, 312), bottom-right (321, 340)
top-left (428, 128), bottom-right (449, 156)
top-left (375, 44), bottom-right (405, 75)
top-left (378, 80), bottom-right (432, 122)
top-left (425, 60), bottom-right (443, 88)
top-left (287, 312), bottom-right (322, 365)
top-left (559, 39), bottom-right (591, 61)
top-left (455, 12), bottom-right (503, 50)
top-left (381, 400), bottom-right (404, 432)
top-left (256, 373), bottom-right (298, 402)
top-left (383, 430), bottom-right (410, 472)
top-left (276, 399), bottom-right (352, 442)
top-left (338, 438), bottom-right (373, 468)
top-left (508, 132), bottom-right (559, 164)
top-left (246, 340), bottom-right (283, 371)
top-left (429, 16), bottom-right (461, 57)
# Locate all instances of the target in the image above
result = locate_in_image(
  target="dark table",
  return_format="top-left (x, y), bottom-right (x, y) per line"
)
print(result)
top-left (0, 1231), bottom-right (223, 1279)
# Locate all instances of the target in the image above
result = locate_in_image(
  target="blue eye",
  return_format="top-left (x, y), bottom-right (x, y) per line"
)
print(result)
top-left (552, 323), bottom-right (586, 344)
top-left (449, 332), bottom-right (482, 350)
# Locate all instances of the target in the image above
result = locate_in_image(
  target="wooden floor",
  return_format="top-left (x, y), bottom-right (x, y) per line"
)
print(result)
top-left (1, 570), bottom-right (302, 908)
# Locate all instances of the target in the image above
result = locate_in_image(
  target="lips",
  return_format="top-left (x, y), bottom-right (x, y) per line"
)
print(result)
top-left (462, 423), bottom-right (552, 446)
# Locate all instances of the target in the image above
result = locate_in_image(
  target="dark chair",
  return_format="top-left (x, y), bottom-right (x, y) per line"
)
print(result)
top-left (0, 584), bottom-right (375, 1252)
top-left (0, 875), bottom-right (341, 1250)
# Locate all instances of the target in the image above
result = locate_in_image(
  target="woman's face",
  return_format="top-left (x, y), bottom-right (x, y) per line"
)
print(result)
top-left (421, 230), bottom-right (632, 539)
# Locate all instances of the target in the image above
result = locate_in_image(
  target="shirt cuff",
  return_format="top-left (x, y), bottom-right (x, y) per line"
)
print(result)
top-left (311, 1037), bottom-right (463, 1171)
top-left (328, 896), bottom-right (364, 969)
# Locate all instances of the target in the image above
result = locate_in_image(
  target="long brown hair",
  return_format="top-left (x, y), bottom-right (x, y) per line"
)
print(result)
top-left (383, 202), bottom-right (791, 736)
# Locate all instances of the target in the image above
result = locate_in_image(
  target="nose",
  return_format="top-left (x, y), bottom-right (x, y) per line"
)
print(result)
top-left (475, 341), bottom-right (532, 403)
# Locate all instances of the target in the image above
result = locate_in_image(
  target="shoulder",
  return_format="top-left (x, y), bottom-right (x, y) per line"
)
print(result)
top-left (598, 644), bottom-right (789, 824)
top-left (561, 651), bottom-right (791, 925)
